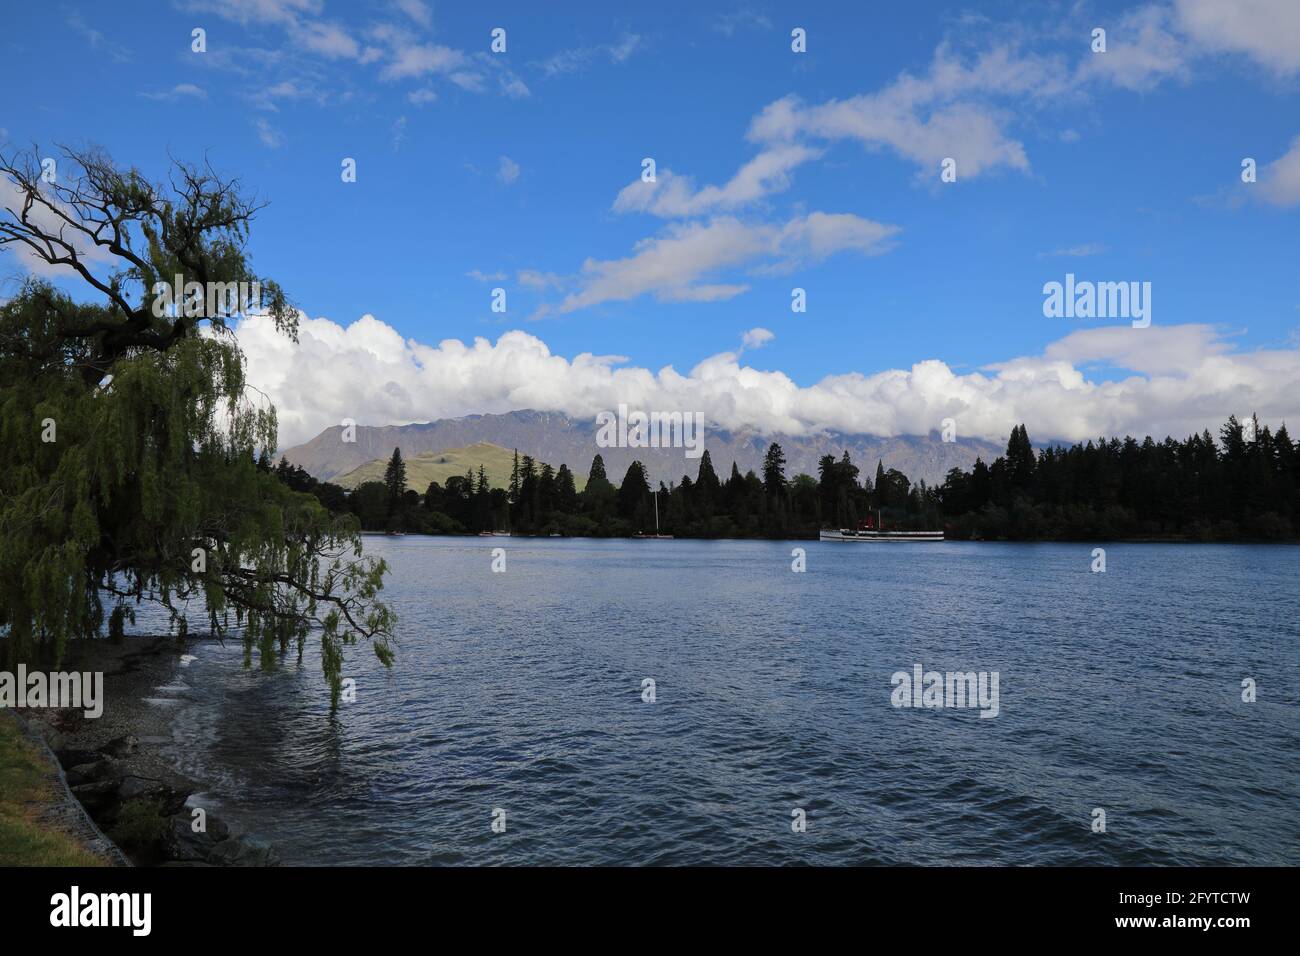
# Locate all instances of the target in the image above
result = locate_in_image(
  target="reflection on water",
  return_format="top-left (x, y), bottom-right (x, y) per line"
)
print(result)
top-left (130, 537), bottom-right (1299, 865)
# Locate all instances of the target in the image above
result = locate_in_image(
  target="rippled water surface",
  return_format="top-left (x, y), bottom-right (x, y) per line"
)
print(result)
top-left (140, 538), bottom-right (1299, 865)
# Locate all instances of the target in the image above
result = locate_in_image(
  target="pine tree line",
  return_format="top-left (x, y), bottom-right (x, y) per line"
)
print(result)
top-left (936, 415), bottom-right (1299, 540)
top-left (278, 414), bottom-right (1300, 541)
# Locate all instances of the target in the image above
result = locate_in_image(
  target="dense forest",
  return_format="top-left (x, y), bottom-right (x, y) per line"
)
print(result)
top-left (268, 415), bottom-right (1300, 542)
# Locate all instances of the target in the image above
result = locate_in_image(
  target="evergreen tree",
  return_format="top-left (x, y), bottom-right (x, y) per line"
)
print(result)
top-left (617, 461), bottom-right (652, 524)
top-left (582, 454), bottom-right (617, 521)
top-left (695, 449), bottom-right (721, 515)
top-left (555, 464), bottom-right (579, 514)
top-left (384, 447), bottom-right (407, 510)
top-left (538, 463), bottom-right (557, 524)
top-left (762, 442), bottom-right (787, 497)
top-left (517, 456), bottom-right (538, 528)
top-left (1006, 424), bottom-right (1036, 491)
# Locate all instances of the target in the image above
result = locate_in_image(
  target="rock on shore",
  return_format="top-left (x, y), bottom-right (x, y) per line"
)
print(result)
top-left (21, 636), bottom-right (281, 867)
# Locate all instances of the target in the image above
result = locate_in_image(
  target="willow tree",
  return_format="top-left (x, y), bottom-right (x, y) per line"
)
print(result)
top-left (0, 145), bottom-right (394, 703)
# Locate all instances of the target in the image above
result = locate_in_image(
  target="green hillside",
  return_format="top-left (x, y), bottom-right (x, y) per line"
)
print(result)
top-left (334, 441), bottom-right (585, 492)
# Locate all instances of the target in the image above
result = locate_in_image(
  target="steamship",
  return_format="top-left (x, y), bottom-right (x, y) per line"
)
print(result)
top-left (819, 511), bottom-right (944, 542)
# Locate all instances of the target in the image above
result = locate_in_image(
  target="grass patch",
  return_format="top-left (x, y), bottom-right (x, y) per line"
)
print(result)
top-left (334, 441), bottom-right (586, 492)
top-left (0, 713), bottom-right (106, 866)
top-left (108, 798), bottom-right (166, 854)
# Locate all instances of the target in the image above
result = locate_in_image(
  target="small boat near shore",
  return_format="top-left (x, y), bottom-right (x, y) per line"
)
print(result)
top-left (820, 510), bottom-right (943, 542)
top-left (633, 488), bottom-right (674, 539)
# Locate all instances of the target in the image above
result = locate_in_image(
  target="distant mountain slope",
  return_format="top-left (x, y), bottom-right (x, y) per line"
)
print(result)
top-left (333, 441), bottom-right (584, 492)
top-left (279, 409), bottom-right (1004, 488)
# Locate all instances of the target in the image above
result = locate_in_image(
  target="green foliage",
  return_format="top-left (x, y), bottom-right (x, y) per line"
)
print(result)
top-left (107, 798), bottom-right (168, 853)
top-left (0, 146), bottom-right (393, 702)
top-left (937, 417), bottom-right (1300, 541)
top-left (383, 447), bottom-right (406, 506)
top-left (0, 715), bottom-right (107, 866)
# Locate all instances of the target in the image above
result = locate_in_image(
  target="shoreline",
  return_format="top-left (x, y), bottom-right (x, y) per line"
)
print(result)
top-left (11, 636), bottom-right (281, 867)
top-left (359, 530), bottom-right (1300, 544)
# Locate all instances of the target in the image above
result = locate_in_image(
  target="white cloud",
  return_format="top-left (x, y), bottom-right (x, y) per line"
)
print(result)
top-left (537, 213), bottom-right (898, 317)
top-left (234, 314), bottom-right (1300, 450)
top-left (498, 75), bottom-right (531, 98)
top-left (247, 80), bottom-right (311, 111)
top-left (253, 117), bottom-right (286, 148)
top-left (1039, 243), bottom-right (1108, 258)
top-left (713, 9), bottom-right (773, 36)
top-left (140, 83), bottom-right (208, 101)
top-left (448, 71), bottom-right (485, 92)
top-left (498, 156), bottom-right (521, 185)
top-left (393, 0), bottom-right (432, 29)
top-left (538, 33), bottom-right (643, 76)
top-left (1256, 135), bottom-right (1300, 207)
top-left (741, 327), bottom-right (775, 350)
top-left (1076, 5), bottom-right (1190, 91)
top-left (298, 20), bottom-right (362, 59)
top-left (747, 44), bottom-right (1073, 180)
top-left (65, 11), bottom-right (133, 62)
top-left (613, 145), bottom-right (822, 217)
top-left (183, 0), bottom-right (322, 26)
top-left (518, 269), bottom-right (564, 290)
top-left (0, 174), bottom-right (119, 278)
top-left (1175, 0), bottom-right (1300, 76)
top-left (381, 43), bottom-right (467, 80)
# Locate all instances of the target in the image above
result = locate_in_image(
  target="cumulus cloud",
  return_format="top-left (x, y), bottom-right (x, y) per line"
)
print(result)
top-left (1174, 0), bottom-right (1300, 76)
top-left (233, 313), bottom-right (1300, 450)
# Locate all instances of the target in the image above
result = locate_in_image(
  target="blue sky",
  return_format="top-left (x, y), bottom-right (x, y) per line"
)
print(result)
top-left (2, 0), bottom-right (1299, 446)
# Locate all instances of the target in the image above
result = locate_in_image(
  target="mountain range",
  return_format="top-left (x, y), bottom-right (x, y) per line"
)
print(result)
top-left (280, 410), bottom-right (1005, 490)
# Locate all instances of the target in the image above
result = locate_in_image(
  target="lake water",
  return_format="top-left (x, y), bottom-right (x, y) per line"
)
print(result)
top-left (140, 537), bottom-right (1299, 865)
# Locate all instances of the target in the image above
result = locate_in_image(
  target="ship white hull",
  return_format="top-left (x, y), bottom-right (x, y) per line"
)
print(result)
top-left (820, 529), bottom-right (944, 542)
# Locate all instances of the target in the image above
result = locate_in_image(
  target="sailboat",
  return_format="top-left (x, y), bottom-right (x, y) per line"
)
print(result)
top-left (635, 488), bottom-right (674, 539)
